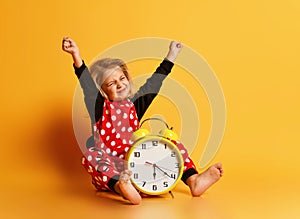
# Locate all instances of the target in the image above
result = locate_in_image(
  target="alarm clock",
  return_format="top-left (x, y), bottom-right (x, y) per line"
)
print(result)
top-left (126, 118), bottom-right (184, 195)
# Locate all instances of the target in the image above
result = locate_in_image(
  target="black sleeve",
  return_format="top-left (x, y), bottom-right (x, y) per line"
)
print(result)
top-left (74, 61), bottom-right (104, 124)
top-left (131, 59), bottom-right (174, 120)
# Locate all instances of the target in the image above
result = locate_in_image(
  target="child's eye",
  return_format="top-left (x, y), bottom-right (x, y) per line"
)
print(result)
top-left (108, 82), bottom-right (114, 87)
top-left (120, 76), bottom-right (126, 80)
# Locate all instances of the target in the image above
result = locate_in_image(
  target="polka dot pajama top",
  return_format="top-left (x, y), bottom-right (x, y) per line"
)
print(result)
top-left (74, 59), bottom-right (198, 192)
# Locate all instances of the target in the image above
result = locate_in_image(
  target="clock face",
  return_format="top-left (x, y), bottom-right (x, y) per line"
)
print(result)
top-left (126, 136), bottom-right (184, 195)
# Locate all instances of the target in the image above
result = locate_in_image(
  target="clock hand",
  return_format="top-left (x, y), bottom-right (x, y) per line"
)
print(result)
top-left (145, 161), bottom-right (157, 180)
top-left (154, 164), bottom-right (172, 178)
top-left (153, 166), bottom-right (156, 180)
top-left (145, 161), bottom-right (153, 166)
top-left (145, 161), bottom-right (172, 178)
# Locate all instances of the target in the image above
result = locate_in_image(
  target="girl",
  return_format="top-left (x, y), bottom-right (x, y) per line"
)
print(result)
top-left (62, 37), bottom-right (223, 205)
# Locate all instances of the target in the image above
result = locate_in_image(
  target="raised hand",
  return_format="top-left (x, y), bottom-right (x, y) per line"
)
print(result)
top-left (62, 37), bottom-right (83, 68)
top-left (166, 41), bottom-right (183, 62)
top-left (62, 37), bottom-right (79, 54)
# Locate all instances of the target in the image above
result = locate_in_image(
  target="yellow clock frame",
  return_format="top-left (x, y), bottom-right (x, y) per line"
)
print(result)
top-left (126, 118), bottom-right (184, 195)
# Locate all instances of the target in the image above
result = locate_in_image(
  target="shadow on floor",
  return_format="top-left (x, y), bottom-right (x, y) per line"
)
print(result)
top-left (37, 106), bottom-right (91, 194)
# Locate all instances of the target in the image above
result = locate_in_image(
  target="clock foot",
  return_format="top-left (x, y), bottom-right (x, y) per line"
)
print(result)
top-left (186, 163), bottom-right (224, 197)
top-left (169, 191), bottom-right (174, 199)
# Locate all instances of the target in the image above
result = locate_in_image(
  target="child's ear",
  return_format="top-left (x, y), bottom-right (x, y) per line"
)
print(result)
top-left (100, 89), bottom-right (108, 99)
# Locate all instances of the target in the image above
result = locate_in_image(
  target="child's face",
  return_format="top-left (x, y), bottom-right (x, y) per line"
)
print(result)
top-left (101, 67), bottom-right (130, 101)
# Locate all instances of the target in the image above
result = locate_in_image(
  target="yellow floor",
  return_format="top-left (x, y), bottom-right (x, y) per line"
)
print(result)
top-left (1, 154), bottom-right (299, 219)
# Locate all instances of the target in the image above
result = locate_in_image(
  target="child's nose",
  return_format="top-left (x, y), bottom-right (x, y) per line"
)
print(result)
top-left (116, 81), bottom-right (122, 88)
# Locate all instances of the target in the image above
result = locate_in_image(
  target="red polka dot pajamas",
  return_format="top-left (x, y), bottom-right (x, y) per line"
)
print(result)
top-left (74, 59), bottom-right (198, 192)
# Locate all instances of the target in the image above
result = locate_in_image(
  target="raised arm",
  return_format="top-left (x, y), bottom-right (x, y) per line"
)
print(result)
top-left (132, 41), bottom-right (183, 120)
top-left (62, 37), bottom-right (104, 124)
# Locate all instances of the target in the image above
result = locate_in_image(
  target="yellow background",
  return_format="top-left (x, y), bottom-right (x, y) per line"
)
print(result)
top-left (1, 0), bottom-right (300, 218)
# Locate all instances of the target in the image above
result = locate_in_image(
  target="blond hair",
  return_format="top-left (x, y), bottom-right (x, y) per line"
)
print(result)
top-left (89, 58), bottom-right (133, 99)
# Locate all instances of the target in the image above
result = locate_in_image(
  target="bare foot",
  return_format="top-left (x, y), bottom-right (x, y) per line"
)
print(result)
top-left (115, 170), bottom-right (142, 205)
top-left (186, 163), bottom-right (223, 197)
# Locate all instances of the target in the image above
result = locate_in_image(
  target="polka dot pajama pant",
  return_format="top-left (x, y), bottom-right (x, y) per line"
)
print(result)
top-left (82, 140), bottom-right (197, 191)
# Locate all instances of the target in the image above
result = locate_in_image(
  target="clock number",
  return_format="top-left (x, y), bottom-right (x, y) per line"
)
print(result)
top-left (134, 152), bottom-right (141, 158)
top-left (152, 141), bottom-right (158, 146)
top-left (170, 174), bottom-right (176, 179)
top-left (164, 144), bottom-right (167, 149)
top-left (171, 151), bottom-right (176, 157)
top-left (133, 173), bottom-right (138, 179)
top-left (130, 162), bottom-right (135, 168)
top-left (152, 185), bottom-right (157, 191)
top-left (142, 181), bottom-right (146, 187)
top-left (175, 163), bottom-right (179, 168)
top-left (163, 181), bottom-right (168, 187)
top-left (141, 143), bottom-right (146, 149)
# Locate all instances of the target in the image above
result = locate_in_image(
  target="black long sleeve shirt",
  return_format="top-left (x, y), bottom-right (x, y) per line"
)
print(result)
top-left (74, 59), bottom-right (174, 125)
